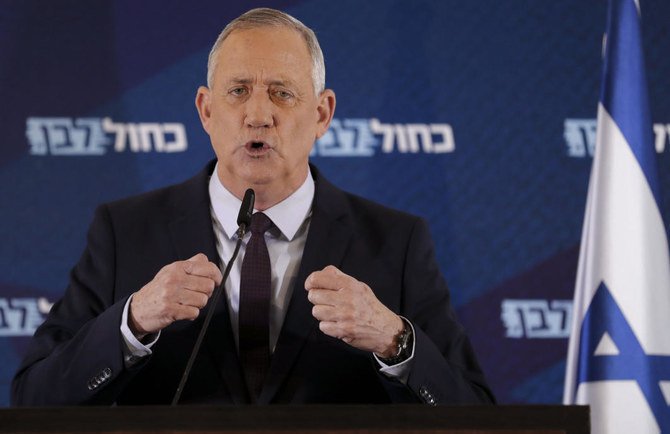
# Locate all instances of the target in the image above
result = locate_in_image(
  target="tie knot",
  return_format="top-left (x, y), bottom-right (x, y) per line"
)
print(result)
top-left (249, 212), bottom-right (273, 235)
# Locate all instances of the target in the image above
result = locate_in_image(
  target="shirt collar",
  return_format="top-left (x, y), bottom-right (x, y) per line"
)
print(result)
top-left (208, 163), bottom-right (314, 241)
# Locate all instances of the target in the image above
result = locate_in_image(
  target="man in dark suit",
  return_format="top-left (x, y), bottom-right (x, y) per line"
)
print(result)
top-left (12, 8), bottom-right (494, 406)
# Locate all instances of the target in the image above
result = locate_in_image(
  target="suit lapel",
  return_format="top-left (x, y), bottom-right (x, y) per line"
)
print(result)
top-left (166, 162), bottom-right (356, 404)
top-left (258, 167), bottom-right (353, 404)
top-left (167, 161), bottom-right (249, 404)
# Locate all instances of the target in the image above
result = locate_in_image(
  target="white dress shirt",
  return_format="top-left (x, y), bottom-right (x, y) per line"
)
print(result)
top-left (208, 165), bottom-right (313, 351)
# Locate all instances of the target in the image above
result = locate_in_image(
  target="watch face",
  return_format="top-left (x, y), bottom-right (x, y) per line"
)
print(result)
top-left (397, 329), bottom-right (410, 353)
top-left (381, 319), bottom-right (413, 364)
top-left (400, 323), bottom-right (413, 353)
top-left (400, 336), bottom-right (409, 352)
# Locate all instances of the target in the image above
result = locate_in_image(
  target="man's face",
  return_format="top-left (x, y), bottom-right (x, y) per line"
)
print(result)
top-left (196, 26), bottom-right (335, 202)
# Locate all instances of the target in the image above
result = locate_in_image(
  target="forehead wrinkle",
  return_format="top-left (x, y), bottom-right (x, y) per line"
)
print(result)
top-left (224, 73), bottom-right (299, 89)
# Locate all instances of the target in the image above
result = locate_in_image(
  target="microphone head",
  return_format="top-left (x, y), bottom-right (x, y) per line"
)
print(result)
top-left (237, 188), bottom-right (255, 228)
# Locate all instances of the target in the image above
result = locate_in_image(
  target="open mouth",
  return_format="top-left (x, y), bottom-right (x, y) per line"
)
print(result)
top-left (245, 141), bottom-right (271, 156)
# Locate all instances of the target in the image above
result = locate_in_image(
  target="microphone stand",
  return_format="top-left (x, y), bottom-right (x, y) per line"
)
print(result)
top-left (171, 189), bottom-right (255, 406)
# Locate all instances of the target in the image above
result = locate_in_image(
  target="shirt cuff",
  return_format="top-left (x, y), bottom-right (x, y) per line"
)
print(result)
top-left (374, 317), bottom-right (415, 384)
top-left (120, 294), bottom-right (160, 368)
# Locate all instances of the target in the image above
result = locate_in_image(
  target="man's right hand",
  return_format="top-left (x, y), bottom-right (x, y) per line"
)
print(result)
top-left (129, 253), bottom-right (222, 340)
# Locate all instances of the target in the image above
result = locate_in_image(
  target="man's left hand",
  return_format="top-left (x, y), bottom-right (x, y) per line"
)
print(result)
top-left (305, 265), bottom-right (403, 358)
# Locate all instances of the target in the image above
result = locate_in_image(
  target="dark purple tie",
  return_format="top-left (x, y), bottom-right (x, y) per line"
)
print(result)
top-left (239, 212), bottom-right (273, 400)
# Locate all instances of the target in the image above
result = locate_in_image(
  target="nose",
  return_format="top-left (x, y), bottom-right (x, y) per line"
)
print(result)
top-left (244, 89), bottom-right (274, 129)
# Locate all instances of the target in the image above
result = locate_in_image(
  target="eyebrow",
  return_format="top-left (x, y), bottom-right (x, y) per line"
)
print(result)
top-left (227, 76), bottom-right (298, 88)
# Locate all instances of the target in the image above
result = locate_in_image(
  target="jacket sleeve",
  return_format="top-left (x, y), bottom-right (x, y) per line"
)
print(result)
top-left (11, 205), bottom-right (148, 406)
top-left (378, 217), bottom-right (495, 405)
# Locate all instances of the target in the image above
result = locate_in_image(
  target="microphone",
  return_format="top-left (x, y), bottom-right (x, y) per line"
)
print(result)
top-left (236, 188), bottom-right (255, 237)
top-left (171, 188), bottom-right (255, 406)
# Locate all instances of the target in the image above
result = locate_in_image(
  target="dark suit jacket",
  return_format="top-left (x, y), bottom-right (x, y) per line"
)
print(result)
top-left (12, 161), bottom-right (494, 406)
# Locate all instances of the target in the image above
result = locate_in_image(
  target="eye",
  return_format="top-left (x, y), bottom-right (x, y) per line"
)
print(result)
top-left (229, 87), bottom-right (248, 97)
top-left (273, 89), bottom-right (294, 100)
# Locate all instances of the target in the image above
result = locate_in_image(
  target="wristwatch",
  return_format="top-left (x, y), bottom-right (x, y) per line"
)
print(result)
top-left (379, 318), bottom-right (413, 365)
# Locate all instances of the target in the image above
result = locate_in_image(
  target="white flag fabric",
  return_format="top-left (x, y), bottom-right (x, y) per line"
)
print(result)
top-left (563, 0), bottom-right (670, 433)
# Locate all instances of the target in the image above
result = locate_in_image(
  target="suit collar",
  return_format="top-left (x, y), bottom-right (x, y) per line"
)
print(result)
top-left (166, 159), bottom-right (218, 263)
top-left (208, 161), bottom-right (315, 242)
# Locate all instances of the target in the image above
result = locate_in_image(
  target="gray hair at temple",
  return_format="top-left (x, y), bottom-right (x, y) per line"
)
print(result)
top-left (206, 8), bottom-right (326, 95)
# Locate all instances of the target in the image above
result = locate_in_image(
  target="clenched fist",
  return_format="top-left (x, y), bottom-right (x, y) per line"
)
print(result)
top-left (305, 265), bottom-right (403, 358)
top-left (129, 253), bottom-right (222, 339)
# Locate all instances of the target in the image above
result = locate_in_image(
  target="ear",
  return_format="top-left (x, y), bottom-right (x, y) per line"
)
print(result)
top-left (195, 86), bottom-right (212, 133)
top-left (315, 89), bottom-right (336, 139)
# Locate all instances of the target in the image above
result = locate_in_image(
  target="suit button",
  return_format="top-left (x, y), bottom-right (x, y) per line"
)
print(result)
top-left (88, 368), bottom-right (113, 391)
top-left (419, 386), bottom-right (436, 405)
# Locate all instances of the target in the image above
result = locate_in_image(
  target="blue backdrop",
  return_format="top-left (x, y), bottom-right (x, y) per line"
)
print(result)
top-left (2, 0), bottom-right (669, 406)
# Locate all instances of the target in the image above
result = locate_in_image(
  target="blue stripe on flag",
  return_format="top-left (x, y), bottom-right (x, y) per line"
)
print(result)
top-left (600, 0), bottom-right (661, 206)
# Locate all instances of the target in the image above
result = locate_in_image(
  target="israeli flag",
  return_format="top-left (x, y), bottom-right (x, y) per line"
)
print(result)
top-left (563, 0), bottom-right (670, 432)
